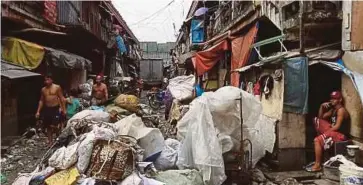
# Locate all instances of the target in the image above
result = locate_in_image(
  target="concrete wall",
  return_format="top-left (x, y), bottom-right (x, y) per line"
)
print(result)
top-left (342, 51), bottom-right (363, 142)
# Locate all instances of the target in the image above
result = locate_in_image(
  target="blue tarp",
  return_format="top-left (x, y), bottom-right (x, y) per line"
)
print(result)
top-left (191, 19), bottom-right (204, 43)
top-left (116, 35), bottom-right (127, 54)
top-left (283, 57), bottom-right (309, 114)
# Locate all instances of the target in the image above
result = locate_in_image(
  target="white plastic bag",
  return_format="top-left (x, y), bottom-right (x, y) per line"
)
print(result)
top-left (67, 110), bottom-right (110, 128)
top-left (154, 139), bottom-right (180, 170)
top-left (77, 132), bottom-right (96, 174)
top-left (118, 172), bottom-right (142, 185)
top-left (167, 75), bottom-right (195, 101)
top-left (152, 169), bottom-right (203, 185)
top-left (49, 142), bottom-right (79, 170)
top-left (114, 114), bottom-right (165, 160)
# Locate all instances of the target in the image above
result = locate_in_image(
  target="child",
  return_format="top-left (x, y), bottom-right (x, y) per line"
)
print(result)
top-left (65, 89), bottom-right (81, 120)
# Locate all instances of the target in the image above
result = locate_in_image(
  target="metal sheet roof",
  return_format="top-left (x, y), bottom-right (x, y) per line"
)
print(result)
top-left (1, 61), bottom-right (41, 79)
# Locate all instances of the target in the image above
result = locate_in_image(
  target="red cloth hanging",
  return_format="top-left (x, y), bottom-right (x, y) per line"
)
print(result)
top-left (230, 23), bottom-right (258, 87)
top-left (195, 40), bottom-right (229, 76)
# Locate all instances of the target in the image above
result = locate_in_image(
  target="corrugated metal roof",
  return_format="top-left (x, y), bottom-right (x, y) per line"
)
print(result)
top-left (1, 61), bottom-right (41, 79)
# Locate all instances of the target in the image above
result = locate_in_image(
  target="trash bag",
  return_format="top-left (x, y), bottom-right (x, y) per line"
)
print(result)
top-left (105, 104), bottom-right (131, 116)
top-left (154, 139), bottom-right (180, 170)
top-left (86, 137), bottom-right (136, 181)
top-left (29, 167), bottom-right (55, 185)
top-left (12, 174), bottom-right (33, 185)
top-left (114, 114), bottom-right (165, 161)
top-left (67, 110), bottom-right (110, 128)
top-left (167, 75), bottom-right (195, 101)
top-left (49, 142), bottom-right (79, 170)
top-left (118, 172), bottom-right (142, 185)
top-left (152, 169), bottom-right (203, 185)
top-left (114, 94), bottom-right (139, 113)
top-left (44, 167), bottom-right (80, 185)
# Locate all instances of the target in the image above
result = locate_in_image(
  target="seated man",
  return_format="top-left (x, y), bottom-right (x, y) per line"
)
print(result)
top-left (309, 91), bottom-right (350, 172)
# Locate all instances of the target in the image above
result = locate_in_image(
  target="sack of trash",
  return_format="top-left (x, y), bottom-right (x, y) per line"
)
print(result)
top-left (67, 110), bottom-right (110, 128)
top-left (86, 137), bottom-right (137, 181)
top-left (114, 94), bottom-right (140, 113)
top-left (49, 142), bottom-right (80, 170)
top-left (114, 114), bottom-right (165, 161)
top-left (154, 139), bottom-right (180, 170)
top-left (106, 104), bottom-right (132, 116)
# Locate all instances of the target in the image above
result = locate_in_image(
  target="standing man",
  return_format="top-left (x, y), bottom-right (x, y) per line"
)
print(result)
top-left (307, 91), bottom-right (350, 172)
top-left (91, 75), bottom-right (108, 106)
top-left (35, 74), bottom-right (66, 146)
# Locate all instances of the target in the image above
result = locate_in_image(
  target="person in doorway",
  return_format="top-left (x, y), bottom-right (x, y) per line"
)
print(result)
top-left (65, 88), bottom-right (81, 120)
top-left (308, 91), bottom-right (350, 172)
top-left (35, 73), bottom-right (66, 147)
top-left (91, 75), bottom-right (108, 106)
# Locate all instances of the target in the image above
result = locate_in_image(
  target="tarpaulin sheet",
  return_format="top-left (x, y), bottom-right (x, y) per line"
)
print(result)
top-left (1, 37), bottom-right (45, 70)
top-left (283, 57), bottom-right (309, 114)
top-left (231, 23), bottom-right (258, 87)
top-left (1, 61), bottom-right (41, 79)
top-left (44, 47), bottom-right (92, 71)
top-left (191, 19), bottom-right (204, 44)
top-left (195, 40), bottom-right (229, 76)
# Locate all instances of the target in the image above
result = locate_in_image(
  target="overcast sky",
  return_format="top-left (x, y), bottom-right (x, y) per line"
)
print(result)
top-left (112, 0), bottom-right (192, 43)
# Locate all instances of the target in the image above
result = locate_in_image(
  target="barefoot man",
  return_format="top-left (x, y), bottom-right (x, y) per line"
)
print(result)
top-left (91, 75), bottom-right (108, 106)
top-left (35, 74), bottom-right (66, 146)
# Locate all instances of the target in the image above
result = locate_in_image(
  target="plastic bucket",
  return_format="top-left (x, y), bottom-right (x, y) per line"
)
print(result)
top-left (339, 165), bottom-right (363, 185)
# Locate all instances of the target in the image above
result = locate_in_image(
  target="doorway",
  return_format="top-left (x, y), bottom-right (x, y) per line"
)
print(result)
top-left (306, 64), bottom-right (342, 161)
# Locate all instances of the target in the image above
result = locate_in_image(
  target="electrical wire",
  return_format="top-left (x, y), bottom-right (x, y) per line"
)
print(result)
top-left (130, 0), bottom-right (175, 26)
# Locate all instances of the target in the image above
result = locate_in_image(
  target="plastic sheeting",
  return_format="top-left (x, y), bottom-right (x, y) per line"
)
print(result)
top-left (44, 47), bottom-right (92, 71)
top-left (176, 86), bottom-right (276, 185)
top-left (1, 37), bottom-right (45, 70)
top-left (283, 57), bottom-right (309, 114)
top-left (230, 23), bottom-right (258, 87)
top-left (167, 75), bottom-right (195, 101)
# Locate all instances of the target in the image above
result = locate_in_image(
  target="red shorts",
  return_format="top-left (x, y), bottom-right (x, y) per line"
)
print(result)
top-left (313, 117), bottom-right (346, 150)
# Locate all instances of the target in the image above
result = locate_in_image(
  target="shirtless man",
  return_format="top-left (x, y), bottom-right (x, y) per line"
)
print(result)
top-left (91, 75), bottom-right (108, 106)
top-left (35, 74), bottom-right (66, 146)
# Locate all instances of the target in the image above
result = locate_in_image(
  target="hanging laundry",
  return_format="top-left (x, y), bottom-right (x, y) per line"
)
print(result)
top-left (116, 35), bottom-right (127, 54)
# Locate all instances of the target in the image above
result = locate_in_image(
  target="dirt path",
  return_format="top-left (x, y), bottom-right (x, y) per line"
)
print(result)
top-left (1, 136), bottom-right (48, 184)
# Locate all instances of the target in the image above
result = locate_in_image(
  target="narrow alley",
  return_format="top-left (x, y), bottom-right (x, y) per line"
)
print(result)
top-left (1, 1), bottom-right (363, 185)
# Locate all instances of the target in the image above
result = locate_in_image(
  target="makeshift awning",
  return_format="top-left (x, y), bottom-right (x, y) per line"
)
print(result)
top-left (44, 47), bottom-right (92, 71)
top-left (177, 51), bottom-right (196, 64)
top-left (230, 22), bottom-right (258, 87)
top-left (195, 40), bottom-right (229, 76)
top-left (1, 61), bottom-right (41, 79)
top-left (1, 37), bottom-right (45, 70)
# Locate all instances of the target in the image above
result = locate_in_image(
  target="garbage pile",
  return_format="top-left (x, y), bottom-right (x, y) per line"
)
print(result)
top-left (78, 80), bottom-right (93, 108)
top-left (11, 76), bottom-right (277, 185)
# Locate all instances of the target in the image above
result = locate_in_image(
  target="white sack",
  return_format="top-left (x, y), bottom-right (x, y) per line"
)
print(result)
top-left (152, 169), bottom-right (203, 185)
top-left (176, 86), bottom-right (276, 185)
top-left (141, 176), bottom-right (165, 185)
top-left (167, 75), bottom-right (195, 101)
top-left (154, 139), bottom-right (180, 170)
top-left (49, 142), bottom-right (79, 170)
top-left (118, 172), bottom-right (142, 185)
top-left (67, 110), bottom-right (110, 127)
top-left (114, 114), bottom-right (165, 160)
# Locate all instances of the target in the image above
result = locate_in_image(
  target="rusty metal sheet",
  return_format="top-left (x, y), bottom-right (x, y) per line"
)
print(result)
top-left (351, 1), bottom-right (363, 50)
top-left (56, 1), bottom-right (82, 25)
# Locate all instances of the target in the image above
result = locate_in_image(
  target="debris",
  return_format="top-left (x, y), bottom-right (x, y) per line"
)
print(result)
top-left (0, 173), bottom-right (7, 184)
top-left (152, 169), bottom-right (203, 185)
top-left (251, 168), bottom-right (267, 183)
